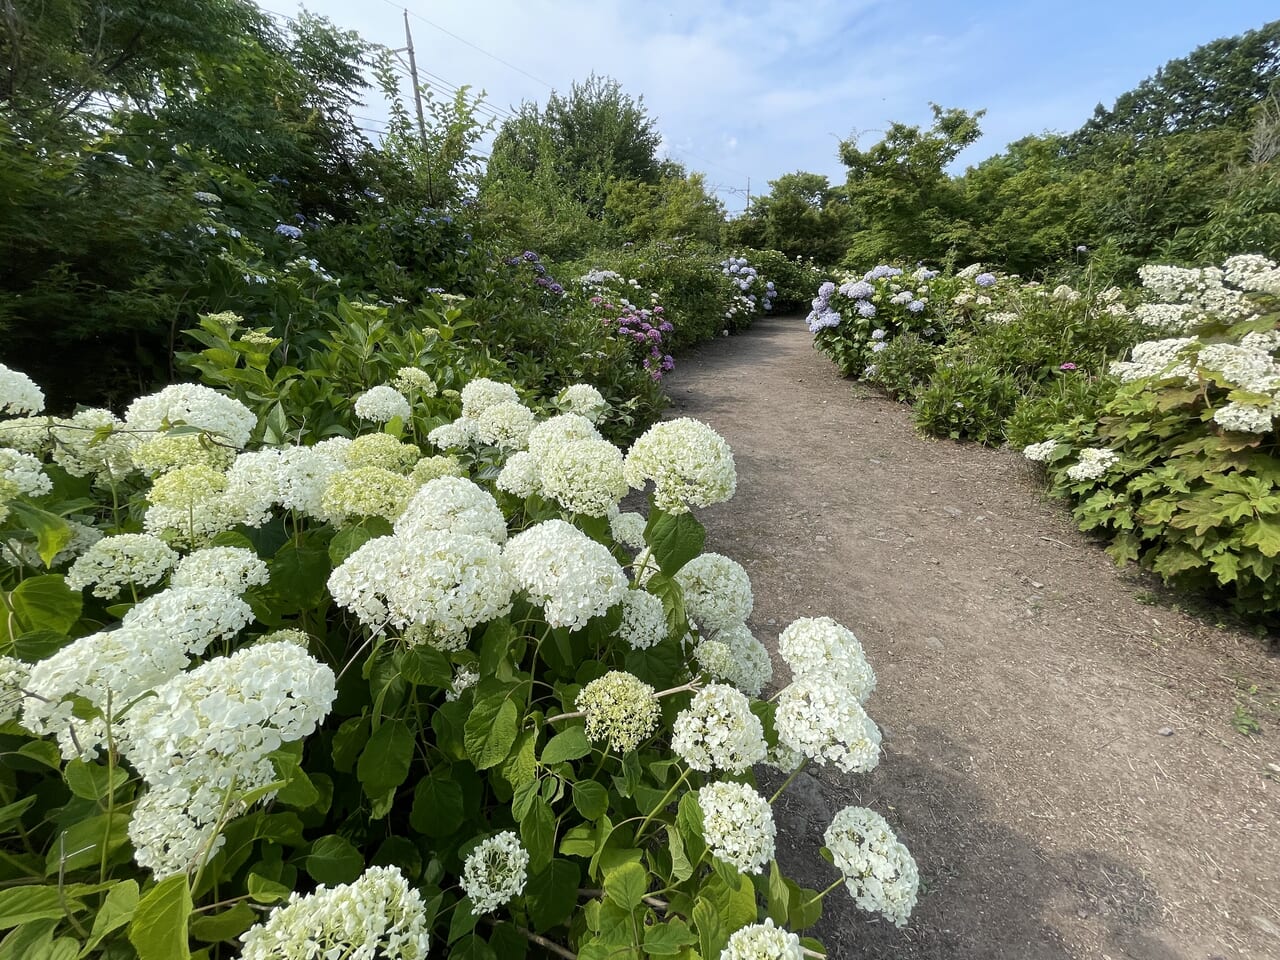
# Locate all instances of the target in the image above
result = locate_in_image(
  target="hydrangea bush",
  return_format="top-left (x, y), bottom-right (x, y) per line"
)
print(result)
top-left (1022, 255), bottom-right (1280, 619)
top-left (0, 327), bottom-right (916, 956)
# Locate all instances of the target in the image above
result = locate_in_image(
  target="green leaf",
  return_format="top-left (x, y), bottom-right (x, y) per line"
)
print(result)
top-left (644, 509), bottom-right (706, 576)
top-left (572, 780), bottom-right (609, 821)
top-left (0, 888), bottom-right (84, 930)
top-left (7, 503), bottom-right (71, 568)
top-left (305, 835), bottom-right (365, 885)
top-left (128, 875), bottom-right (192, 960)
top-left (410, 774), bottom-right (465, 838)
top-left (188, 902), bottom-right (256, 944)
top-left (526, 859), bottom-right (581, 930)
top-left (1242, 515), bottom-right (1280, 557)
top-left (46, 814), bottom-right (130, 876)
top-left (450, 934), bottom-right (496, 960)
top-left (356, 719), bottom-right (414, 801)
top-left (398, 645), bottom-right (452, 688)
top-left (602, 861), bottom-right (647, 910)
top-left (10, 576), bottom-right (81, 635)
top-left (80, 880), bottom-right (138, 955)
top-left (33, 937), bottom-right (77, 960)
top-left (464, 690), bottom-right (519, 770)
top-left (786, 878), bottom-right (823, 931)
top-left (447, 899), bottom-right (478, 944)
top-left (328, 525), bottom-right (379, 566)
top-left (246, 873), bottom-right (290, 905)
top-left (0, 797), bottom-right (37, 832)
top-left (767, 861), bottom-right (789, 925)
top-left (501, 729), bottom-right (537, 788)
top-left (643, 918), bottom-right (697, 955)
top-left (520, 797), bottom-right (557, 873)
top-left (692, 898), bottom-right (724, 960)
top-left (64, 759), bottom-right (127, 802)
top-left (664, 824), bottom-right (693, 883)
top-left (268, 540), bottom-right (331, 612)
top-left (541, 726), bottom-right (591, 765)
top-left (331, 716), bottom-right (369, 773)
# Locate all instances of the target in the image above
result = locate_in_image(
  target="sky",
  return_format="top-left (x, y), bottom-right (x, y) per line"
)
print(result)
top-left (259, 1), bottom-right (1277, 214)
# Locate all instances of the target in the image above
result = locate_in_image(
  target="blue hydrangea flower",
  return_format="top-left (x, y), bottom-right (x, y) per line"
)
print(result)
top-left (975, 272), bottom-right (997, 287)
top-left (807, 308), bottom-right (842, 332)
top-left (907, 300), bottom-right (926, 313)
top-left (840, 281), bottom-right (874, 300)
top-left (856, 301), bottom-right (877, 318)
top-left (818, 281), bottom-right (836, 300)
top-left (274, 224), bottom-right (302, 239)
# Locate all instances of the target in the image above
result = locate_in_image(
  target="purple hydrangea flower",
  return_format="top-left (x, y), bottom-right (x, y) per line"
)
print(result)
top-left (548, 282), bottom-right (564, 295)
top-left (975, 273), bottom-right (997, 287)
top-left (840, 280), bottom-right (875, 300)
top-left (274, 223), bottom-right (303, 239)
top-left (818, 281), bottom-right (836, 300)
top-left (907, 300), bottom-right (926, 313)
top-left (522, 251), bottom-right (538, 262)
top-left (1060, 362), bottom-right (1078, 371)
top-left (807, 308), bottom-right (842, 332)
top-left (856, 300), bottom-right (877, 319)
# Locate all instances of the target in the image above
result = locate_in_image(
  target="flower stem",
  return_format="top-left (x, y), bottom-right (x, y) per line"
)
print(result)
top-left (635, 766), bottom-right (692, 844)
top-left (803, 877), bottom-right (845, 908)
top-left (768, 757), bottom-right (810, 805)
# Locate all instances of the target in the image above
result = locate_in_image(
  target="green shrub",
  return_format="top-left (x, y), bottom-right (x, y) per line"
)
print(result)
top-left (865, 333), bottom-right (940, 400)
top-left (1025, 257), bottom-right (1280, 622)
top-left (913, 360), bottom-right (1019, 443)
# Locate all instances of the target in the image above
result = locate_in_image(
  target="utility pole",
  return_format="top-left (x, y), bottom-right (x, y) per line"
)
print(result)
top-left (745, 177), bottom-right (750, 212)
top-left (403, 11), bottom-right (428, 149)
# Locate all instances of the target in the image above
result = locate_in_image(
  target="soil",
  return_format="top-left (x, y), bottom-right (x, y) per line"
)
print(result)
top-left (664, 314), bottom-right (1280, 960)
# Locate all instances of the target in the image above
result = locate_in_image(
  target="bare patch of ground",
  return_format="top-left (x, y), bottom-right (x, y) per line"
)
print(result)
top-left (667, 315), bottom-right (1280, 960)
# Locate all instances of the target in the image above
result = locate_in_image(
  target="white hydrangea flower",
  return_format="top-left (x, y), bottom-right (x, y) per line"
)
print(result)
top-left (623, 418), bottom-right (737, 514)
top-left (460, 378), bottom-right (520, 419)
top-left (49, 408), bottom-right (137, 478)
top-left (171, 546), bottom-right (269, 594)
top-left (0, 657), bottom-right (30, 725)
top-left (411, 454), bottom-right (464, 485)
top-left (720, 919), bottom-right (804, 960)
top-left (778, 617), bottom-right (875, 703)
top-left (353, 385), bottom-right (411, 423)
top-left (1064, 447), bottom-right (1119, 482)
top-left (1022, 440), bottom-right (1059, 463)
top-left (393, 367), bottom-right (438, 397)
top-left (125, 383), bottom-right (256, 448)
top-left (461, 832), bottom-right (530, 915)
top-left (614, 589), bottom-right (668, 650)
top-left (241, 866), bottom-right (431, 960)
top-left (343, 433), bottom-right (420, 473)
top-left (576, 671), bottom-right (660, 753)
top-left (496, 451), bottom-right (540, 498)
top-left (473, 400), bottom-right (536, 450)
top-left (329, 531), bottom-right (512, 637)
top-left (0, 364), bottom-right (45, 415)
top-left (1213, 401), bottom-right (1274, 434)
top-left (427, 418), bottom-right (478, 451)
top-left (396, 476), bottom-right (507, 543)
top-left (504, 520), bottom-right (628, 631)
top-left (0, 416), bottom-right (55, 456)
top-left (558, 384), bottom-right (609, 422)
top-left (538, 438), bottom-right (628, 517)
top-left (65, 534), bottom-right (179, 599)
top-left (0, 447), bottom-right (51, 500)
top-left (824, 806), bottom-right (919, 927)
top-left (776, 675), bottom-right (881, 774)
top-left (676, 553), bottom-right (753, 631)
top-left (22, 586), bottom-right (251, 758)
top-left (319, 467), bottom-right (415, 524)
top-left (446, 664), bottom-right (480, 701)
top-left (123, 640), bottom-right (335, 876)
top-left (698, 781), bottom-right (775, 874)
top-left (608, 510), bottom-right (647, 551)
top-left (526, 413), bottom-right (601, 459)
top-left (1196, 341), bottom-right (1280, 394)
top-left (1133, 302), bottom-right (1200, 333)
top-left (1224, 254), bottom-right (1280, 295)
top-left (1109, 337), bottom-right (1197, 383)
top-left (672, 684), bottom-right (767, 774)
top-left (693, 624), bottom-right (773, 697)
top-left (273, 445), bottom-right (347, 518)
top-left (143, 465), bottom-right (243, 545)
top-left (131, 432), bottom-right (236, 475)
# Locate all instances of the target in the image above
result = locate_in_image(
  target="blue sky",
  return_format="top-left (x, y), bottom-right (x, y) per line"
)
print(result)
top-left (263, 1), bottom-right (1277, 213)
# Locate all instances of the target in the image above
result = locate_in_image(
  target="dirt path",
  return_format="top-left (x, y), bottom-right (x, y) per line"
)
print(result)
top-left (665, 314), bottom-right (1280, 960)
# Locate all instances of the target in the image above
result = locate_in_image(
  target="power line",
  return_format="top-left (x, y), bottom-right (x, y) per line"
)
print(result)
top-left (380, 0), bottom-right (554, 91)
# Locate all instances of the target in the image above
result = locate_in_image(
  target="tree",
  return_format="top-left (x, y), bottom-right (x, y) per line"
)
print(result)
top-left (838, 104), bottom-right (984, 265)
top-left (728, 172), bottom-right (853, 264)
top-left (485, 74), bottom-right (661, 221)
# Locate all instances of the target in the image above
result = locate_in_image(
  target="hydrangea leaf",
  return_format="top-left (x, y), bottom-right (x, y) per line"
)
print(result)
top-left (128, 874), bottom-right (192, 960)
